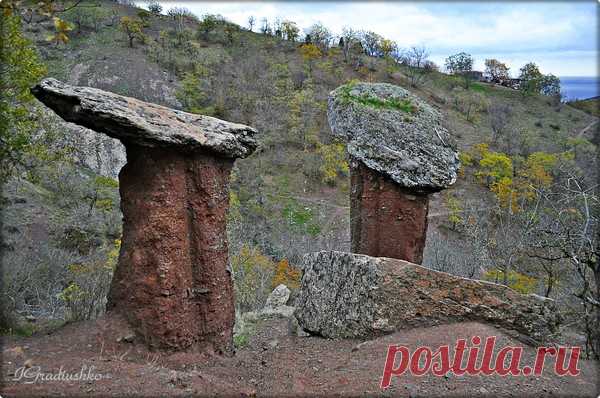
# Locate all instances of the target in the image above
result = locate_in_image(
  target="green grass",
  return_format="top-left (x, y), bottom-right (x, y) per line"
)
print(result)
top-left (470, 82), bottom-right (490, 93)
top-left (568, 97), bottom-right (600, 117)
top-left (233, 333), bottom-right (249, 348)
top-left (338, 82), bottom-right (418, 113)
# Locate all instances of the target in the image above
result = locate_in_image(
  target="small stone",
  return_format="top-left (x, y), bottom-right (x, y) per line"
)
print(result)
top-left (288, 316), bottom-right (311, 337)
top-left (117, 333), bottom-right (135, 343)
top-left (265, 284), bottom-right (291, 308)
top-left (351, 341), bottom-right (369, 352)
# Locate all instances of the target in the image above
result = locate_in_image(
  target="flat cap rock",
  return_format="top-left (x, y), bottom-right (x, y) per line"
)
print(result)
top-left (328, 82), bottom-right (459, 191)
top-left (31, 78), bottom-right (257, 158)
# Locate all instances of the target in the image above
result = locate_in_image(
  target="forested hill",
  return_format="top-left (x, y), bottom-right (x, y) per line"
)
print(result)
top-left (2, 0), bottom-right (598, 355)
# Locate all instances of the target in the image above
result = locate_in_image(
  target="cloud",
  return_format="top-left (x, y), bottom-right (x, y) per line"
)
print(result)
top-left (139, 1), bottom-right (597, 76)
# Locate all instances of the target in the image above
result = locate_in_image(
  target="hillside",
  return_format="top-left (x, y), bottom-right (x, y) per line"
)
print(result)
top-left (2, 0), bottom-right (598, 362)
top-left (569, 96), bottom-right (600, 117)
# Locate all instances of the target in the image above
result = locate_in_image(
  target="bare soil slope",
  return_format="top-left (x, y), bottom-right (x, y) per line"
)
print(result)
top-left (2, 316), bottom-right (598, 397)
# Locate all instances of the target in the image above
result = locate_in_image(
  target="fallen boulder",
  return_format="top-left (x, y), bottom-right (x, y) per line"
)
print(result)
top-left (295, 251), bottom-right (561, 344)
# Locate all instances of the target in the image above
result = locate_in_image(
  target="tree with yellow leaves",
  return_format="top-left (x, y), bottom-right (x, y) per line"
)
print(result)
top-left (119, 16), bottom-right (145, 48)
top-left (271, 259), bottom-right (301, 290)
top-left (299, 43), bottom-right (321, 74)
top-left (316, 142), bottom-right (348, 185)
top-left (47, 17), bottom-right (73, 46)
top-left (476, 150), bottom-right (513, 186)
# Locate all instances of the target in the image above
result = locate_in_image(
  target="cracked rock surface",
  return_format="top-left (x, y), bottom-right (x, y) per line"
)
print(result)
top-left (295, 251), bottom-right (561, 343)
top-left (31, 78), bottom-right (257, 158)
top-left (328, 82), bottom-right (459, 192)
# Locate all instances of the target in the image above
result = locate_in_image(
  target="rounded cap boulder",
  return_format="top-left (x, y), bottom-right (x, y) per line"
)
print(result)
top-left (328, 82), bottom-right (459, 191)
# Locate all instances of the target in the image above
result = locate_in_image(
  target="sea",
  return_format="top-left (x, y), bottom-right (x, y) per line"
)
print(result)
top-left (560, 76), bottom-right (599, 101)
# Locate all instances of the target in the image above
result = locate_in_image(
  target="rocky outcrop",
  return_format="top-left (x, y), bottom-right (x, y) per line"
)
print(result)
top-left (295, 251), bottom-right (561, 344)
top-left (265, 284), bottom-right (292, 309)
top-left (32, 79), bottom-right (258, 354)
top-left (240, 284), bottom-right (295, 322)
top-left (328, 82), bottom-right (460, 263)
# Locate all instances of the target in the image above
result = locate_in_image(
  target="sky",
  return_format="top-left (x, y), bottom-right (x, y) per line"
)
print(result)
top-left (140, 1), bottom-right (599, 77)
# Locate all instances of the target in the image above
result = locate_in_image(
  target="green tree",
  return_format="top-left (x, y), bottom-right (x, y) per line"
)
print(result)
top-left (176, 69), bottom-right (215, 115)
top-left (484, 58), bottom-right (510, 83)
top-left (281, 20), bottom-right (299, 41)
top-left (518, 62), bottom-right (543, 95)
top-left (540, 74), bottom-right (561, 97)
top-left (147, 1), bottom-right (162, 15)
top-left (445, 52), bottom-right (474, 88)
top-left (64, 5), bottom-right (109, 33)
top-left (198, 14), bottom-right (218, 39)
top-left (119, 16), bottom-right (144, 47)
top-left (0, 14), bottom-right (47, 183)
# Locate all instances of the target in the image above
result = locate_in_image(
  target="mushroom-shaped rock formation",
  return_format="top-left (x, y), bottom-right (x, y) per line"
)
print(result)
top-left (328, 82), bottom-right (460, 263)
top-left (32, 78), bottom-right (258, 354)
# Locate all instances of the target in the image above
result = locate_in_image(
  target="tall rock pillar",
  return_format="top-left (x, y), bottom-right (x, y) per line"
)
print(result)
top-left (327, 82), bottom-right (459, 263)
top-left (32, 78), bottom-right (258, 354)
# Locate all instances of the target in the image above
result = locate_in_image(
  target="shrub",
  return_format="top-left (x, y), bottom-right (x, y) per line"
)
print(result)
top-left (272, 259), bottom-right (301, 290)
top-left (58, 239), bottom-right (120, 321)
top-left (230, 245), bottom-right (276, 312)
top-left (483, 269), bottom-right (537, 294)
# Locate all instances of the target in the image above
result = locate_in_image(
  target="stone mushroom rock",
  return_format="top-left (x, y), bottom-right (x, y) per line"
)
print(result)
top-left (295, 251), bottom-right (561, 344)
top-left (328, 81), bottom-right (459, 191)
top-left (31, 78), bottom-right (258, 354)
top-left (327, 82), bottom-right (460, 263)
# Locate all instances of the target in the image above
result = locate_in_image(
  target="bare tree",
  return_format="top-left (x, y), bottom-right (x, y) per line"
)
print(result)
top-left (401, 45), bottom-right (431, 87)
top-left (488, 101), bottom-right (513, 143)
top-left (247, 16), bottom-right (255, 31)
top-left (339, 27), bottom-right (359, 63)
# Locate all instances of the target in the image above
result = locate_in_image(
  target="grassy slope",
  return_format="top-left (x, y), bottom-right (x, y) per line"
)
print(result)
top-left (568, 97), bottom-right (600, 118)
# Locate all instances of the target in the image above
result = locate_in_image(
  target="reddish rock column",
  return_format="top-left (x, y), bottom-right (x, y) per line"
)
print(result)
top-left (31, 78), bottom-right (258, 353)
top-left (107, 146), bottom-right (235, 353)
top-left (350, 159), bottom-right (429, 264)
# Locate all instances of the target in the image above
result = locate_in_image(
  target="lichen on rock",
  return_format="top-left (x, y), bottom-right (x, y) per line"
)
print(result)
top-left (328, 81), bottom-right (460, 192)
top-left (295, 251), bottom-right (561, 344)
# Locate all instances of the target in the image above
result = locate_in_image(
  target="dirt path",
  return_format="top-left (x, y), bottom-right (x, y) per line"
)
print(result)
top-left (1, 316), bottom-right (598, 397)
top-left (577, 119), bottom-right (599, 138)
